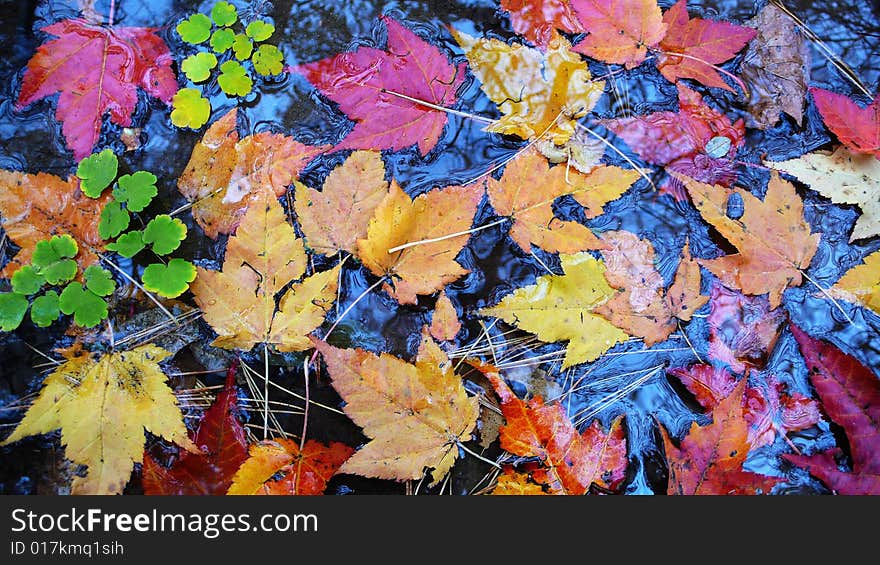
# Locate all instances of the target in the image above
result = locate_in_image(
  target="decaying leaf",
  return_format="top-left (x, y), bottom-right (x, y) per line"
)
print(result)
top-left (314, 335), bottom-right (479, 485)
top-left (480, 252), bottom-right (628, 368)
top-left (829, 250), bottom-right (880, 316)
top-left (453, 29), bottom-right (604, 145)
top-left (486, 148), bottom-right (637, 254)
top-left (355, 182), bottom-right (481, 305)
top-left (678, 171), bottom-right (820, 308)
top-left (810, 88), bottom-right (880, 158)
top-left (661, 379), bottom-right (780, 494)
top-left (0, 170), bottom-right (109, 277)
top-left (784, 326), bottom-right (880, 494)
top-left (491, 467), bottom-right (548, 495)
top-left (1, 345), bottom-right (195, 494)
top-left (191, 188), bottom-right (340, 351)
top-left (766, 146), bottom-right (880, 241)
top-left (740, 3), bottom-right (810, 129)
top-left (178, 109), bottom-right (327, 238)
top-left (570, 0), bottom-right (666, 68)
top-left (429, 291), bottom-right (461, 342)
top-left (228, 439), bottom-right (354, 495)
top-left (500, 0), bottom-right (581, 49)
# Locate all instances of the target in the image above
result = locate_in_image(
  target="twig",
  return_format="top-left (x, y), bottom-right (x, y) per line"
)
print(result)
top-left (99, 254), bottom-right (178, 326)
top-left (386, 218), bottom-right (507, 254)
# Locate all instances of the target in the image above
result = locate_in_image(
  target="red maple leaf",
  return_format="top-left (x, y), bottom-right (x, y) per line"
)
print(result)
top-left (784, 326), bottom-right (880, 494)
top-left (656, 0), bottom-right (756, 91)
top-left (16, 19), bottom-right (177, 160)
top-left (294, 16), bottom-right (465, 156)
top-left (570, 0), bottom-right (667, 68)
top-left (500, 0), bottom-right (582, 49)
top-left (810, 88), bottom-right (880, 158)
top-left (142, 367), bottom-right (248, 495)
top-left (600, 84), bottom-right (744, 199)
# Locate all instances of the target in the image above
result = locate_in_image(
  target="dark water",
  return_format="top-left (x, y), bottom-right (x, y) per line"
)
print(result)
top-left (1, 0), bottom-right (879, 495)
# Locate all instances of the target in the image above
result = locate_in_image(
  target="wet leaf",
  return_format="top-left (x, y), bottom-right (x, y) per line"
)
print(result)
top-left (356, 182), bottom-right (481, 305)
top-left (245, 20), bottom-right (274, 41)
top-left (810, 88), bottom-right (880, 158)
top-left (829, 250), bottom-right (880, 315)
top-left (141, 258), bottom-right (197, 299)
top-left (32, 235), bottom-right (78, 285)
top-left (105, 231), bottom-right (145, 258)
top-left (228, 439), bottom-right (353, 495)
top-left (177, 13), bottom-right (212, 44)
top-left (252, 44), bottom-right (283, 75)
top-left (11, 266), bottom-right (44, 295)
top-left (30, 291), bottom-right (60, 327)
top-left (491, 468), bottom-right (548, 495)
top-left (181, 52), bottom-right (218, 83)
top-left (211, 1), bottom-right (238, 27)
top-left (191, 188), bottom-right (339, 351)
top-left (453, 30), bottom-right (603, 145)
top-left (1, 346), bottom-right (195, 494)
top-left (143, 215), bottom-right (187, 255)
top-left (76, 149), bottom-right (117, 198)
top-left (766, 146), bottom-right (880, 241)
top-left (83, 265), bottom-right (114, 296)
top-left (217, 61), bottom-right (252, 97)
top-left (98, 200), bottom-right (130, 239)
top-left (570, 0), bottom-right (666, 68)
top-left (661, 379), bottom-right (780, 495)
top-left (429, 291), bottom-right (461, 342)
top-left (113, 171), bottom-right (158, 213)
top-left (313, 334), bottom-right (479, 485)
top-left (656, 0), bottom-right (755, 91)
top-left (678, 171), bottom-right (820, 308)
top-left (480, 252), bottom-right (628, 368)
top-left (17, 19), bottom-right (176, 160)
top-left (499, 0), bottom-right (582, 49)
top-left (58, 282), bottom-right (107, 327)
top-left (784, 326), bottom-right (880, 494)
top-left (231, 33), bottom-right (253, 60)
top-left (0, 293), bottom-right (28, 331)
top-left (296, 17), bottom-right (465, 156)
top-left (170, 88), bottom-right (212, 130)
top-left (210, 28), bottom-right (235, 53)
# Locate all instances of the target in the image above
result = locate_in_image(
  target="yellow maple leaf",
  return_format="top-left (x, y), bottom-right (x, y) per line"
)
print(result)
top-left (829, 250), bottom-right (880, 315)
top-left (191, 188), bottom-right (340, 351)
top-left (480, 252), bottom-right (628, 368)
top-left (1, 345), bottom-right (195, 494)
top-left (452, 29), bottom-right (604, 145)
top-left (491, 470), bottom-right (548, 495)
top-left (765, 146), bottom-right (880, 242)
top-left (313, 333), bottom-right (479, 485)
top-left (356, 182), bottom-right (482, 304)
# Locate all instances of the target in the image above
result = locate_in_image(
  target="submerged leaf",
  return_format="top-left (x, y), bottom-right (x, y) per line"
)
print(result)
top-left (810, 88), bottom-right (880, 158)
top-left (570, 0), bottom-right (666, 68)
top-left (829, 250), bottom-right (880, 316)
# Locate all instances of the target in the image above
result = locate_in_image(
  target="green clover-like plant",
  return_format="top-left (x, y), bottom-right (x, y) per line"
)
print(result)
top-left (211, 28), bottom-right (236, 53)
top-left (30, 291), bottom-right (60, 327)
top-left (252, 44), bottom-right (283, 76)
top-left (32, 235), bottom-right (79, 285)
top-left (181, 52), bottom-right (218, 83)
top-left (142, 259), bottom-right (197, 299)
top-left (0, 293), bottom-right (29, 331)
top-left (218, 61), bottom-right (253, 96)
top-left (171, 88), bottom-right (211, 129)
top-left (59, 282), bottom-right (109, 328)
top-left (246, 20), bottom-right (274, 41)
top-left (211, 1), bottom-right (238, 26)
top-left (76, 149), bottom-right (118, 197)
top-left (177, 13), bottom-right (212, 44)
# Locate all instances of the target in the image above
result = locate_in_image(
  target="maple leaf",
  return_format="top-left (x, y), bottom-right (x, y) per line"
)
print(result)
top-left (16, 19), bottom-right (177, 160)
top-left (500, 0), bottom-right (582, 49)
top-left (452, 30), bottom-right (604, 145)
top-left (486, 148), bottom-right (638, 253)
top-left (569, 0), bottom-right (667, 68)
top-left (177, 109), bottom-right (328, 238)
top-left (594, 232), bottom-right (707, 345)
top-left (294, 150), bottom-right (389, 256)
top-left (227, 439), bottom-right (354, 495)
top-left (661, 379), bottom-right (780, 495)
top-left (678, 171), bottom-right (820, 309)
top-left (601, 85), bottom-right (745, 197)
top-left (0, 170), bottom-right (109, 278)
top-left (429, 290), bottom-right (461, 342)
top-left (491, 467), bottom-right (548, 495)
top-left (0, 345), bottom-right (195, 494)
top-left (656, 0), bottom-right (756, 91)
top-left (479, 362), bottom-right (627, 494)
top-left (784, 326), bottom-right (880, 494)
top-left (191, 188), bottom-right (340, 352)
top-left (669, 364), bottom-right (819, 448)
top-left (829, 250), bottom-right (880, 316)
top-left (766, 146), bottom-right (880, 241)
top-left (810, 88), bottom-right (880, 158)
top-left (480, 252), bottom-right (628, 368)
top-left (355, 182), bottom-right (481, 305)
top-left (313, 334), bottom-right (479, 485)
top-left (705, 284), bottom-right (787, 373)
top-left (740, 3), bottom-right (811, 129)
top-left (142, 368), bottom-right (248, 495)
top-left (295, 17), bottom-right (465, 156)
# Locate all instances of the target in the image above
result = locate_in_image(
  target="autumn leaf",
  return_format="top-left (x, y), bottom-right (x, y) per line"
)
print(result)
top-left (355, 182), bottom-right (481, 305)
top-left (313, 334), bottom-right (479, 484)
top-left (678, 171), bottom-right (820, 309)
top-left (601, 85), bottom-right (745, 197)
top-left (810, 88), bottom-right (880, 158)
top-left (595, 232), bottom-right (707, 345)
top-left (177, 109), bottom-right (327, 238)
top-left (705, 284), bottom-right (787, 373)
top-left (740, 3), bottom-right (810, 129)
top-left (500, 0), bottom-right (582, 49)
top-left (228, 439), bottom-right (353, 495)
top-left (829, 250), bottom-right (880, 316)
top-left (491, 467), bottom-right (548, 495)
top-left (656, 0), bottom-right (756, 91)
top-left (0, 345), bottom-right (195, 494)
top-left (16, 19), bottom-right (177, 160)
top-left (480, 362), bottom-right (627, 494)
top-left (486, 148), bottom-right (638, 253)
top-left (784, 326), bottom-right (880, 494)
top-left (569, 0), bottom-right (666, 68)
top-left (480, 252), bottom-right (628, 368)
top-left (295, 17), bottom-right (465, 156)
top-left (661, 379), bottom-right (780, 495)
top-left (142, 367), bottom-right (248, 495)
top-left (0, 170), bottom-right (109, 277)
top-left (429, 291), bottom-right (461, 342)
top-left (191, 188), bottom-right (340, 352)
top-left (452, 29), bottom-right (604, 145)
top-left (294, 150), bottom-right (389, 256)
top-left (766, 146), bottom-right (880, 241)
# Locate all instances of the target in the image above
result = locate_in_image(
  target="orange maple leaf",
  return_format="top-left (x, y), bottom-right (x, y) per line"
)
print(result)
top-left (228, 439), bottom-right (354, 495)
top-left (570, 0), bottom-right (667, 68)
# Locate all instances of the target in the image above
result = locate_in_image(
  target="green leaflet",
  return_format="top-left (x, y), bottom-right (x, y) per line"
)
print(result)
top-left (142, 259), bottom-right (197, 299)
top-left (76, 149), bottom-right (117, 198)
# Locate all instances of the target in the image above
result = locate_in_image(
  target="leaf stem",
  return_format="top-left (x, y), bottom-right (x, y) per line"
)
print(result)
top-left (380, 89), bottom-right (497, 124)
top-left (263, 343), bottom-right (269, 441)
top-left (799, 269), bottom-right (856, 326)
top-left (652, 49), bottom-right (750, 97)
top-left (99, 254), bottom-right (178, 327)
top-left (457, 441), bottom-right (502, 470)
